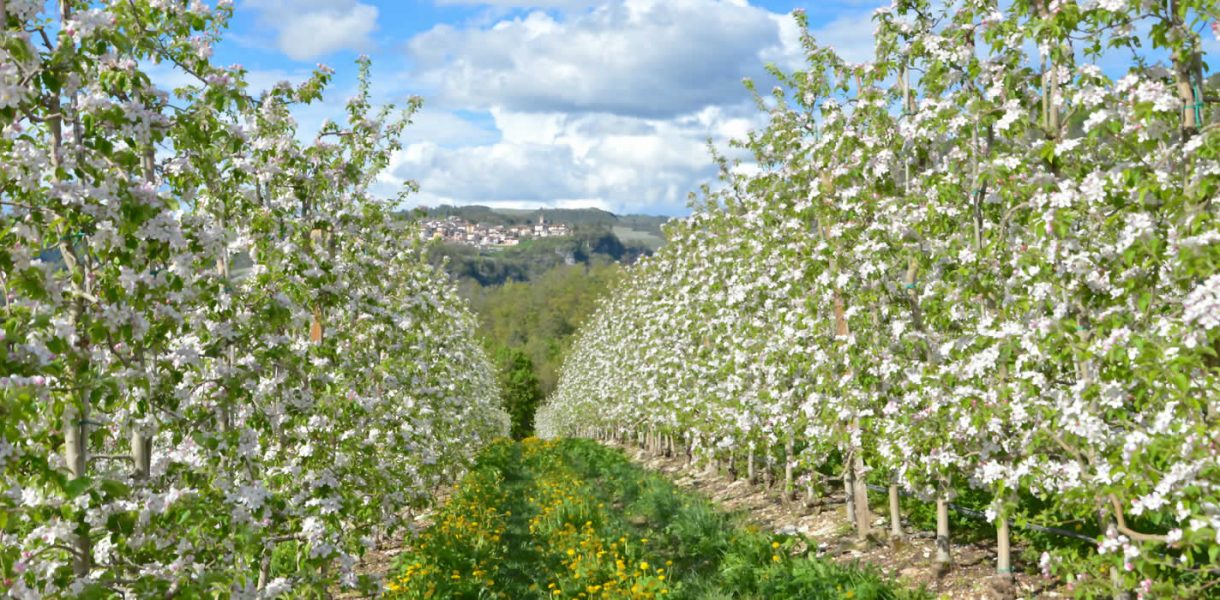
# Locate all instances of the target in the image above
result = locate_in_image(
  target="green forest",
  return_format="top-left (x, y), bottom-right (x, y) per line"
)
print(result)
top-left (421, 214), bottom-right (648, 438)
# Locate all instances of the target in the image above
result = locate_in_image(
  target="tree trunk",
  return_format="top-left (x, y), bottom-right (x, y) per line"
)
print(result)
top-left (852, 454), bottom-right (872, 537)
top-left (997, 512), bottom-right (1011, 575)
top-left (309, 228), bottom-right (325, 344)
top-left (804, 479), bottom-right (818, 510)
top-left (64, 406), bottom-right (91, 577)
top-left (747, 451), bottom-right (757, 485)
top-left (783, 436), bottom-right (795, 502)
top-left (888, 482), bottom-right (903, 539)
top-left (935, 493), bottom-right (952, 573)
top-left (844, 467), bottom-right (857, 526)
top-left (1101, 516), bottom-right (1131, 600)
top-left (131, 430), bottom-right (151, 480)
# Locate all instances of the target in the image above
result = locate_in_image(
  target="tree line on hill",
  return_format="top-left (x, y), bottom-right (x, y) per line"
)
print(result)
top-left (415, 210), bottom-right (654, 439)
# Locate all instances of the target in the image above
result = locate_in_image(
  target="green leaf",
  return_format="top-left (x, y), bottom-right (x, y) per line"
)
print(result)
top-left (100, 479), bottom-right (131, 498)
top-left (65, 476), bottom-right (93, 498)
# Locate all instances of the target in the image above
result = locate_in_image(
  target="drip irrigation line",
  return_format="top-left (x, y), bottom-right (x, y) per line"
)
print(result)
top-left (863, 483), bottom-right (1097, 543)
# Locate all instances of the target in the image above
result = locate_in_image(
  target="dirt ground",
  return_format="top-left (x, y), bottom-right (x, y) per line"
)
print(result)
top-left (343, 442), bottom-right (1064, 599)
top-left (606, 441), bottom-right (1064, 600)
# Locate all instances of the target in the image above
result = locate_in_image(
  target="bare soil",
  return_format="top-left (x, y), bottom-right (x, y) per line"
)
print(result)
top-left (607, 441), bottom-right (1064, 600)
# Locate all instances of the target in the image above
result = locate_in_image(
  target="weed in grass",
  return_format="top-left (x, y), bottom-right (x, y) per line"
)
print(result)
top-left (386, 439), bottom-right (926, 599)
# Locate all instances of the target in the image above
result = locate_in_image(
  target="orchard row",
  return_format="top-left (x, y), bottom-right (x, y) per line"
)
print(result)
top-left (1, 2), bottom-right (507, 597)
top-left (541, 1), bottom-right (1220, 597)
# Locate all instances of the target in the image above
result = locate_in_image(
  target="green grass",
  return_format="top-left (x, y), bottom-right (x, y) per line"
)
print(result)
top-left (611, 226), bottom-right (665, 250)
top-left (387, 438), bottom-right (927, 600)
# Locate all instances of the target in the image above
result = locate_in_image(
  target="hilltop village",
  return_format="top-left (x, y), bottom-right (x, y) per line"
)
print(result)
top-left (419, 213), bottom-right (572, 248)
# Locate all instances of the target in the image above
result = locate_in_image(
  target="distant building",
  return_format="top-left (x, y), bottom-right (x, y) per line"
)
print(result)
top-left (417, 212), bottom-right (570, 248)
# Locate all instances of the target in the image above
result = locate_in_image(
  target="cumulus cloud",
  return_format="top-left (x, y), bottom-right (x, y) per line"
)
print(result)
top-left (407, 0), bottom-right (797, 118)
top-left (383, 106), bottom-right (763, 215)
top-left (374, 0), bottom-right (886, 214)
top-left (246, 0), bottom-right (378, 60)
top-left (436, 0), bottom-right (600, 7)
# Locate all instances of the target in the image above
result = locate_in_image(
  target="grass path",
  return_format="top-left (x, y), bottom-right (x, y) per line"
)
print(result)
top-left (385, 438), bottom-right (924, 599)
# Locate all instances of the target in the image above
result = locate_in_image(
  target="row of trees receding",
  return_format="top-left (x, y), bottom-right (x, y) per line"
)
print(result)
top-left (540, 0), bottom-right (1219, 597)
top-left (1, 1), bottom-right (508, 596)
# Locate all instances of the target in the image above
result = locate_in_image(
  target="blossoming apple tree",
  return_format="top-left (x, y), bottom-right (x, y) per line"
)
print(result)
top-left (540, 0), bottom-right (1219, 596)
top-left (1, 1), bottom-right (507, 597)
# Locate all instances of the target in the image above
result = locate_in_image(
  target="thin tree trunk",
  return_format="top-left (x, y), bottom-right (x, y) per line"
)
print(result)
top-left (131, 151), bottom-right (158, 468)
top-left (851, 452), bottom-right (873, 540)
top-left (783, 437), bottom-right (795, 502)
top-left (1101, 515), bottom-right (1131, 600)
top-left (888, 482), bottom-right (903, 539)
top-left (64, 406), bottom-right (90, 577)
top-left (804, 479), bottom-right (818, 510)
top-left (131, 430), bottom-right (151, 479)
top-left (309, 228), bottom-right (325, 344)
top-left (935, 492), bottom-right (952, 573)
top-left (747, 450), bottom-right (757, 485)
top-left (997, 512), bottom-right (1011, 575)
top-left (258, 551), bottom-right (271, 591)
top-left (844, 467), bottom-right (857, 526)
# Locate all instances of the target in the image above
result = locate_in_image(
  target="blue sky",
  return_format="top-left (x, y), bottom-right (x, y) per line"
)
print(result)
top-left (196, 0), bottom-right (889, 216)
top-left (201, 1), bottom-right (1215, 216)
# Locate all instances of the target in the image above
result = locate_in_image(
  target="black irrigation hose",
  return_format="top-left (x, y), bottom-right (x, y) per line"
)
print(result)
top-left (863, 483), bottom-right (1098, 544)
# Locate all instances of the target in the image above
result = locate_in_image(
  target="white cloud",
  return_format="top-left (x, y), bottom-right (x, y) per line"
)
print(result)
top-left (407, 0), bottom-right (798, 118)
top-left (401, 110), bottom-right (501, 147)
top-left (436, 0), bottom-right (600, 7)
top-left (373, 1), bottom-right (889, 214)
top-left (383, 105), bottom-right (764, 215)
top-left (245, 0), bottom-right (379, 60)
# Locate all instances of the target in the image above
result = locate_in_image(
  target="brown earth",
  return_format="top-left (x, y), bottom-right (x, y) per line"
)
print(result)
top-left (606, 441), bottom-right (1064, 600)
top-left (341, 442), bottom-right (1066, 599)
